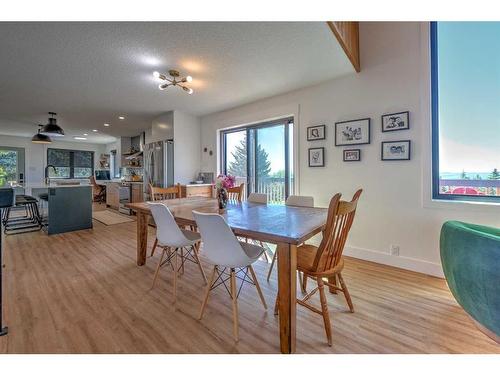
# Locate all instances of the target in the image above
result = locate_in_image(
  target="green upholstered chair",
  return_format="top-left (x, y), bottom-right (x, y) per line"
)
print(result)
top-left (440, 221), bottom-right (500, 343)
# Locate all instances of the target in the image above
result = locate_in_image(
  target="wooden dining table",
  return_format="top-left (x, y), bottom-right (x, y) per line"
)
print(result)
top-left (126, 197), bottom-right (328, 354)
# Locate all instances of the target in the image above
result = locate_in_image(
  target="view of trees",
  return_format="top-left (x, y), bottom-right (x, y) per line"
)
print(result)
top-left (227, 139), bottom-right (271, 179)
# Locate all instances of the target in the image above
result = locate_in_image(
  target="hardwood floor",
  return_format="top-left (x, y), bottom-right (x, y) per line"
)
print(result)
top-left (0, 208), bottom-right (498, 353)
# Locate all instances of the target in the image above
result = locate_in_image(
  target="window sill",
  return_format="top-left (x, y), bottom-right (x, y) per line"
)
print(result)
top-left (423, 196), bottom-right (500, 213)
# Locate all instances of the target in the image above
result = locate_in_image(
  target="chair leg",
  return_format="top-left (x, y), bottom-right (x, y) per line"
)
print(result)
top-left (199, 266), bottom-right (217, 320)
top-left (299, 271), bottom-right (306, 294)
top-left (192, 245), bottom-right (208, 284)
top-left (180, 248), bottom-right (185, 275)
top-left (248, 265), bottom-right (267, 309)
top-left (151, 248), bottom-right (166, 289)
top-left (172, 249), bottom-right (178, 308)
top-left (317, 277), bottom-right (332, 346)
top-left (302, 273), bottom-right (309, 293)
top-left (266, 251), bottom-right (277, 282)
top-left (337, 272), bottom-right (354, 313)
top-left (274, 292), bottom-right (279, 316)
top-left (150, 238), bottom-right (158, 257)
top-left (328, 275), bottom-right (338, 294)
top-left (230, 268), bottom-right (239, 341)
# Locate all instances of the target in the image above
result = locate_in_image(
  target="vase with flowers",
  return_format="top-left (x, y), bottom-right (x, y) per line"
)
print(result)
top-left (215, 174), bottom-right (236, 209)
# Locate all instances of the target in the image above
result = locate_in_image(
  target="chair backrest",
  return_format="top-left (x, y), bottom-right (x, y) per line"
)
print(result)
top-left (149, 183), bottom-right (181, 201)
top-left (193, 211), bottom-right (252, 267)
top-left (248, 193), bottom-right (267, 204)
top-left (227, 183), bottom-right (244, 202)
top-left (148, 202), bottom-right (190, 247)
top-left (312, 189), bottom-right (363, 273)
top-left (285, 195), bottom-right (314, 208)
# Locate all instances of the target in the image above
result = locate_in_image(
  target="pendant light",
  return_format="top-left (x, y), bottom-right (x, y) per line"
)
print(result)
top-left (40, 112), bottom-right (64, 137)
top-left (31, 125), bottom-right (52, 144)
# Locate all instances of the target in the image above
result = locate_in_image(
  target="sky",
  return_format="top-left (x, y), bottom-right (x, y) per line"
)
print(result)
top-left (438, 22), bottom-right (500, 173)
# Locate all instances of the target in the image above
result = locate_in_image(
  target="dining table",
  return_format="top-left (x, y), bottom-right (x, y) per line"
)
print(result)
top-left (126, 196), bottom-right (328, 354)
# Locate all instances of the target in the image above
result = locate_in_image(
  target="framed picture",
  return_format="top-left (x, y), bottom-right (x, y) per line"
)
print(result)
top-left (335, 118), bottom-right (370, 146)
top-left (381, 140), bottom-right (411, 161)
top-left (381, 111), bottom-right (410, 132)
top-left (343, 149), bottom-right (361, 162)
top-left (307, 124), bottom-right (326, 141)
top-left (308, 147), bottom-right (325, 167)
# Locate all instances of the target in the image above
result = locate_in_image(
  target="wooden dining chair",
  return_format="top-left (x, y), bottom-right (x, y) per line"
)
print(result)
top-left (149, 183), bottom-right (182, 257)
top-left (266, 195), bottom-right (314, 281)
top-left (274, 189), bottom-right (363, 346)
top-left (227, 183), bottom-right (244, 202)
top-left (90, 175), bottom-right (106, 203)
top-left (149, 183), bottom-right (181, 201)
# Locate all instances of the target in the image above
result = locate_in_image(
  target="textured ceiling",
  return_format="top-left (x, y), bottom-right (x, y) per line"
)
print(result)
top-left (0, 22), bottom-right (353, 144)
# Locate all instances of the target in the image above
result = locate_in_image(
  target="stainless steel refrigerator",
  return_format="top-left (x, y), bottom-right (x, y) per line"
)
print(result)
top-left (143, 140), bottom-right (174, 196)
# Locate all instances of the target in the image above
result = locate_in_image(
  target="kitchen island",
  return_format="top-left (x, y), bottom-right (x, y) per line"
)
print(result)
top-left (15, 182), bottom-right (92, 235)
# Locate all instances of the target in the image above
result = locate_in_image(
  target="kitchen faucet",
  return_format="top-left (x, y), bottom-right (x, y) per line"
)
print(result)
top-left (45, 164), bottom-right (57, 185)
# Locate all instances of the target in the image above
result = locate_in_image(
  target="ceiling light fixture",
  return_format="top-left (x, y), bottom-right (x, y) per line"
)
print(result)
top-left (118, 116), bottom-right (125, 120)
top-left (92, 129), bottom-right (98, 132)
top-left (40, 112), bottom-right (64, 137)
top-left (154, 70), bottom-right (194, 95)
top-left (83, 133), bottom-right (88, 136)
top-left (104, 123), bottom-right (110, 127)
top-left (73, 136), bottom-right (87, 140)
top-left (31, 125), bottom-right (52, 144)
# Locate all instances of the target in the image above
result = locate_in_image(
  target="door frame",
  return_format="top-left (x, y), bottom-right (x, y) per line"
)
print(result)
top-left (0, 146), bottom-right (26, 184)
top-left (220, 116), bottom-right (294, 199)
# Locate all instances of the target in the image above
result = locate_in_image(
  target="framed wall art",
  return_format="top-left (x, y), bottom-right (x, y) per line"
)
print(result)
top-left (335, 118), bottom-right (370, 146)
top-left (307, 124), bottom-right (326, 141)
top-left (308, 147), bottom-right (325, 167)
top-left (381, 140), bottom-right (411, 161)
top-left (343, 149), bottom-right (361, 162)
top-left (381, 111), bottom-right (410, 132)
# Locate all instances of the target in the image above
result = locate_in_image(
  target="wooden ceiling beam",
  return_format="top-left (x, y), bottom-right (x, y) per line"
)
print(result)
top-left (327, 21), bottom-right (360, 73)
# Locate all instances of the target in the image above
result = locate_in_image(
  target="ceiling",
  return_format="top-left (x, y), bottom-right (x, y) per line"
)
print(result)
top-left (0, 22), bottom-right (354, 144)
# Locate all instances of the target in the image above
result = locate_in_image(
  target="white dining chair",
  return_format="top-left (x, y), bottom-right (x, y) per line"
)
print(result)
top-left (247, 193), bottom-right (268, 204)
top-left (193, 211), bottom-right (267, 342)
top-left (149, 202), bottom-right (207, 307)
top-left (246, 192), bottom-right (268, 259)
top-left (266, 195), bottom-right (315, 282)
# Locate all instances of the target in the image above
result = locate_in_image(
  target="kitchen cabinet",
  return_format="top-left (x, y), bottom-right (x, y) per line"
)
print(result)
top-left (131, 183), bottom-right (144, 203)
top-left (106, 182), bottom-right (120, 210)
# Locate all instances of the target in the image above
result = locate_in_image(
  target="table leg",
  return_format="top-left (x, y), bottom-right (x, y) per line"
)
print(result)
top-left (277, 242), bottom-right (297, 354)
top-left (136, 212), bottom-right (148, 266)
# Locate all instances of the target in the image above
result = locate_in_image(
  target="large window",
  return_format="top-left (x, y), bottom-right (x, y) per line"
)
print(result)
top-left (221, 117), bottom-right (294, 204)
top-left (432, 22), bottom-right (500, 202)
top-left (47, 148), bottom-right (94, 179)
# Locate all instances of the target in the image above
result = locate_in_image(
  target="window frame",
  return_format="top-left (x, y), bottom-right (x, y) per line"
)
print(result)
top-left (431, 21), bottom-right (500, 203)
top-left (220, 116), bottom-right (293, 199)
top-left (47, 148), bottom-right (94, 179)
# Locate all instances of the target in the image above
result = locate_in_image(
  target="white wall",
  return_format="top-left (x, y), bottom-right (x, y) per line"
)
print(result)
top-left (200, 22), bottom-right (500, 277)
top-left (173, 110), bottom-right (201, 184)
top-left (0, 134), bottom-right (106, 183)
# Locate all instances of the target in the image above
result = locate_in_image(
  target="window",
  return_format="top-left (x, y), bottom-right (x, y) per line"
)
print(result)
top-left (47, 148), bottom-right (94, 179)
top-left (431, 22), bottom-right (500, 202)
top-left (221, 117), bottom-right (294, 204)
top-left (0, 147), bottom-right (25, 185)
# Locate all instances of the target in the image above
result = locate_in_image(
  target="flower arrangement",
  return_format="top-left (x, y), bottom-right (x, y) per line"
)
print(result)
top-left (215, 174), bottom-right (236, 190)
top-left (215, 174), bottom-right (235, 209)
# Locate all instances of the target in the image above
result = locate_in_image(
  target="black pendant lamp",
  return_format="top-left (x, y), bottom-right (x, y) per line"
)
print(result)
top-left (31, 125), bottom-right (52, 144)
top-left (40, 112), bottom-right (64, 137)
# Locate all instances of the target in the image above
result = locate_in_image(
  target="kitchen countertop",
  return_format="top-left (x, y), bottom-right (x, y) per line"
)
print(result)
top-left (185, 183), bottom-right (214, 187)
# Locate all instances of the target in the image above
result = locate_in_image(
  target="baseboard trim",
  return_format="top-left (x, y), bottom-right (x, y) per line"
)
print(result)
top-left (344, 245), bottom-right (444, 278)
